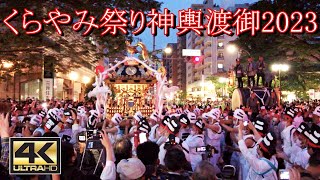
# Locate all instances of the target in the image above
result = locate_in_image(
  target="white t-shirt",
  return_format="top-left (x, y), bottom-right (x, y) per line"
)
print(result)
top-left (185, 134), bottom-right (205, 170)
top-left (281, 125), bottom-right (296, 156)
top-left (100, 161), bottom-right (116, 180)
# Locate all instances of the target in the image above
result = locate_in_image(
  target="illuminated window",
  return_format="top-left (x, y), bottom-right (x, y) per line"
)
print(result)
top-left (218, 64), bottom-right (223, 69)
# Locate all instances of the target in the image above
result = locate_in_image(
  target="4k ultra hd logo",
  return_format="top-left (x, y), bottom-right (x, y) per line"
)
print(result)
top-left (9, 137), bottom-right (61, 175)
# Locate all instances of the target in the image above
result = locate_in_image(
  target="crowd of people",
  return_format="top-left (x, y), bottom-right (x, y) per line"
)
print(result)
top-left (0, 97), bottom-right (320, 180)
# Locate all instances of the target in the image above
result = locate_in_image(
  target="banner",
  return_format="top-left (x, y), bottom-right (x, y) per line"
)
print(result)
top-left (43, 78), bottom-right (53, 100)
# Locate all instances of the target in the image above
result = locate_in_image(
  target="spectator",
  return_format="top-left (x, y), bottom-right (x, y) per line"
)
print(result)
top-left (117, 158), bottom-right (146, 180)
top-left (114, 138), bottom-right (132, 165)
top-left (306, 151), bottom-right (320, 179)
top-left (136, 141), bottom-right (161, 179)
top-left (163, 147), bottom-right (192, 179)
top-left (60, 142), bottom-right (100, 180)
top-left (192, 161), bottom-right (217, 180)
top-left (60, 129), bottom-right (117, 180)
top-left (0, 113), bottom-right (10, 170)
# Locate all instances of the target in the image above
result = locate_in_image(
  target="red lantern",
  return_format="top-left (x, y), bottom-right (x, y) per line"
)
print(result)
top-left (95, 65), bottom-right (104, 75)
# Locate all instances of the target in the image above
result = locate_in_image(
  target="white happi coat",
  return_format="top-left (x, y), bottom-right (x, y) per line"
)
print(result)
top-left (185, 134), bottom-right (205, 170)
top-left (239, 139), bottom-right (279, 180)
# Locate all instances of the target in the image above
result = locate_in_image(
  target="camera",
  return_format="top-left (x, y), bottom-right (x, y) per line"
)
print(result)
top-left (86, 140), bottom-right (104, 150)
top-left (80, 130), bottom-right (104, 150)
top-left (164, 134), bottom-right (177, 150)
top-left (15, 123), bottom-right (26, 133)
top-left (87, 129), bottom-right (102, 140)
top-left (196, 145), bottom-right (218, 159)
top-left (78, 135), bottom-right (86, 142)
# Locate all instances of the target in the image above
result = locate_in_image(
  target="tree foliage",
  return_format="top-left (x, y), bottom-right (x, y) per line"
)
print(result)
top-left (232, 0), bottom-right (320, 98)
top-left (0, 0), bottom-right (162, 77)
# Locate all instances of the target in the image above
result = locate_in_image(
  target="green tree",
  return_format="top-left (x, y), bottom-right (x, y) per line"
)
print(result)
top-left (232, 0), bottom-right (320, 99)
top-left (0, 0), bottom-right (162, 77)
top-left (206, 76), bottom-right (225, 98)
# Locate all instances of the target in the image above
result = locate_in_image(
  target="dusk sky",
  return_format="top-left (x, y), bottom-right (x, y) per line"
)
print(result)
top-left (138, 0), bottom-right (258, 51)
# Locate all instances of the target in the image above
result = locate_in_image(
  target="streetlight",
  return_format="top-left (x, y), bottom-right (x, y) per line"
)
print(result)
top-left (82, 76), bottom-right (91, 85)
top-left (271, 64), bottom-right (289, 89)
top-left (227, 44), bottom-right (238, 54)
top-left (164, 47), bottom-right (172, 55)
top-left (271, 64), bottom-right (289, 103)
top-left (226, 44), bottom-right (251, 57)
top-left (69, 71), bottom-right (79, 81)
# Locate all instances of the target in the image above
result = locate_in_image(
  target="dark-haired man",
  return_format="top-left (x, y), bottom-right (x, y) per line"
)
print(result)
top-left (137, 141), bottom-right (163, 179)
top-left (246, 57), bottom-right (256, 87)
top-left (234, 58), bottom-right (244, 88)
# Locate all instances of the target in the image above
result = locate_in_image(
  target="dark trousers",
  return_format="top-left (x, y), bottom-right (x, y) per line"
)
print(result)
top-left (237, 77), bottom-right (243, 88)
top-left (265, 80), bottom-right (272, 88)
top-left (257, 72), bottom-right (265, 86)
top-left (247, 76), bottom-right (255, 87)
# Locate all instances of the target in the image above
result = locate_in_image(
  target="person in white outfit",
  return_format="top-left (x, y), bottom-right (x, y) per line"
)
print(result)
top-left (158, 116), bottom-right (191, 165)
top-left (280, 107), bottom-right (296, 168)
top-left (220, 108), bottom-right (252, 179)
top-left (185, 119), bottom-right (205, 170)
top-left (148, 111), bottom-right (161, 143)
top-left (312, 106), bottom-right (320, 126)
top-left (293, 107), bottom-right (304, 128)
top-left (128, 111), bottom-right (143, 146)
top-left (103, 113), bottom-right (123, 144)
top-left (202, 109), bottom-right (223, 166)
top-left (238, 121), bottom-right (278, 180)
top-left (277, 122), bottom-right (311, 169)
top-left (178, 114), bottom-right (191, 141)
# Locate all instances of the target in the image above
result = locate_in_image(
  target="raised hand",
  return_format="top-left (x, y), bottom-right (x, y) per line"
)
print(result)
top-left (0, 113), bottom-right (10, 137)
top-left (248, 120), bottom-right (255, 130)
top-left (22, 125), bottom-right (32, 137)
top-left (100, 130), bottom-right (111, 149)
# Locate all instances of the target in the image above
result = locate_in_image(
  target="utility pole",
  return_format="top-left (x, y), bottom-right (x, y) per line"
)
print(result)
top-left (153, 36), bottom-right (155, 52)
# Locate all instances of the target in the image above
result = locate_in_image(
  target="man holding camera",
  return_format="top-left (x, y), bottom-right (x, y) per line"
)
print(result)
top-left (185, 119), bottom-right (205, 170)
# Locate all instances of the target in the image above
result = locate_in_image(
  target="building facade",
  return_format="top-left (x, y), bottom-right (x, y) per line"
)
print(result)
top-left (163, 36), bottom-right (187, 94)
top-left (186, 0), bottom-right (248, 101)
top-left (175, 35), bottom-right (187, 93)
top-left (0, 62), bottom-right (95, 101)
